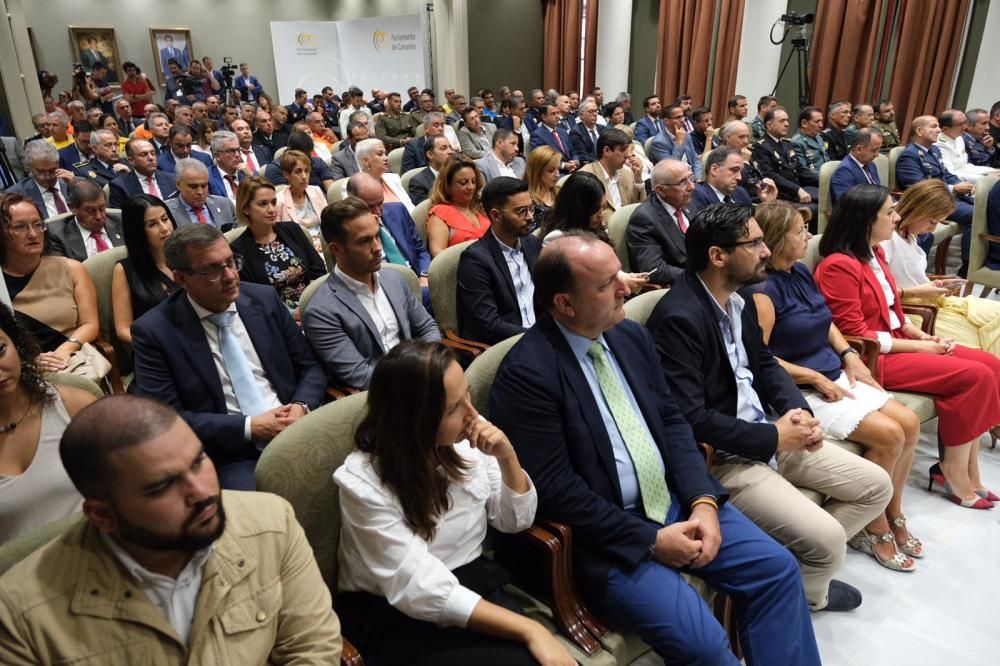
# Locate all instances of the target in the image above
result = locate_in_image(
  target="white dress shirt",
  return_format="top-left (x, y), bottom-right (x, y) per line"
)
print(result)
top-left (188, 296), bottom-right (281, 440)
top-left (334, 265), bottom-right (401, 352)
top-left (490, 152), bottom-right (516, 178)
top-left (74, 220), bottom-right (113, 258)
top-left (937, 133), bottom-right (994, 183)
top-left (339, 105), bottom-right (374, 134)
top-left (493, 230), bottom-right (536, 327)
top-left (657, 197), bottom-right (688, 232)
top-left (334, 441), bottom-right (536, 627)
top-left (443, 124), bottom-right (461, 152)
top-left (215, 166), bottom-right (238, 203)
top-left (103, 533), bottom-right (213, 644)
top-left (597, 162), bottom-right (622, 208)
top-left (868, 257), bottom-right (903, 353)
top-left (137, 172), bottom-right (161, 197)
top-left (880, 231), bottom-right (928, 289)
top-left (36, 179), bottom-right (60, 217)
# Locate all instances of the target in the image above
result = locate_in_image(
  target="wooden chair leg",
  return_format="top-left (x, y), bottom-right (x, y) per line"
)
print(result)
top-left (934, 236), bottom-right (952, 275)
top-left (981, 285), bottom-right (993, 299)
top-left (963, 281), bottom-right (976, 297)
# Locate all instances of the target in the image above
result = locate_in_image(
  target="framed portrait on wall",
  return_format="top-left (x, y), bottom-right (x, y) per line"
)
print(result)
top-left (68, 26), bottom-right (122, 84)
top-left (149, 27), bottom-right (194, 86)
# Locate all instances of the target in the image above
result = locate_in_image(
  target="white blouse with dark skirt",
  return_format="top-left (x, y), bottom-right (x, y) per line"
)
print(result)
top-left (334, 441), bottom-right (536, 628)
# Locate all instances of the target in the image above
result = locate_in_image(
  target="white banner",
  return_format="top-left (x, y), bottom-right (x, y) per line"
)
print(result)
top-left (270, 14), bottom-right (428, 105)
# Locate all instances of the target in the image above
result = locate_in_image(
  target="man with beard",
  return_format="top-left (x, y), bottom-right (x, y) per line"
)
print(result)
top-left (646, 203), bottom-right (892, 614)
top-left (130, 224), bottom-right (326, 489)
top-left (0, 395), bottom-right (343, 663)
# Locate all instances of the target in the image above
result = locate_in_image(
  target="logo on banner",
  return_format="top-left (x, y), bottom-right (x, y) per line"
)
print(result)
top-left (372, 30), bottom-right (388, 52)
top-left (297, 32), bottom-right (314, 47)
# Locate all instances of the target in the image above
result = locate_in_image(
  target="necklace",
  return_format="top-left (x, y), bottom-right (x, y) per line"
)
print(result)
top-left (0, 400), bottom-right (33, 434)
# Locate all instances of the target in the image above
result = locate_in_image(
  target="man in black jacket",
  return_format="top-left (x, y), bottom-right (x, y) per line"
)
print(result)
top-left (750, 107), bottom-right (818, 221)
top-left (456, 177), bottom-right (540, 344)
top-left (646, 203), bottom-right (891, 613)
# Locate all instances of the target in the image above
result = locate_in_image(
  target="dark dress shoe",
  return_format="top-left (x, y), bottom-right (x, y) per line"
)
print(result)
top-left (822, 579), bottom-right (862, 612)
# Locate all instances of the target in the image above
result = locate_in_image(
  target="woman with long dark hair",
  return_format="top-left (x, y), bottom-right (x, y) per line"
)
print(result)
top-left (111, 194), bottom-right (178, 344)
top-left (334, 341), bottom-right (573, 666)
top-left (0, 305), bottom-right (95, 544)
top-left (815, 184), bottom-right (1000, 509)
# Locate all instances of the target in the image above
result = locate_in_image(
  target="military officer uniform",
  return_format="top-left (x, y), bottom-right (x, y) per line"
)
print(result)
top-left (74, 157), bottom-right (129, 187)
top-left (963, 132), bottom-right (995, 167)
top-left (820, 126), bottom-right (849, 161)
top-left (750, 115), bottom-right (767, 143)
top-left (752, 133), bottom-right (819, 226)
top-left (375, 111), bottom-right (418, 149)
top-left (789, 132), bottom-right (829, 177)
top-left (873, 120), bottom-right (900, 154)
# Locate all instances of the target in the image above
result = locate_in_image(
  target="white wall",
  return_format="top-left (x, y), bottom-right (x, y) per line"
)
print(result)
top-left (595, 3), bottom-right (631, 95)
top-left (733, 0), bottom-right (786, 104)
top-left (966, 0), bottom-right (1000, 110)
top-left (23, 0), bottom-right (422, 103)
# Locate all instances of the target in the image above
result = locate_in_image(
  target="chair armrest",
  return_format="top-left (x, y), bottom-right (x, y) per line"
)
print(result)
top-left (537, 520), bottom-right (608, 641)
top-left (443, 329), bottom-right (490, 353)
top-left (843, 336), bottom-right (880, 378)
top-left (697, 442), bottom-right (714, 466)
top-left (341, 638), bottom-right (364, 666)
top-left (495, 524), bottom-right (604, 656)
top-left (901, 303), bottom-right (938, 335)
top-left (325, 385), bottom-right (360, 402)
top-left (93, 338), bottom-right (120, 395)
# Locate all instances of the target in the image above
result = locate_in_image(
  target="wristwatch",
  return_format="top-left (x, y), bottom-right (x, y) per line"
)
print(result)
top-left (292, 402), bottom-right (311, 414)
top-left (67, 337), bottom-right (83, 349)
top-left (839, 347), bottom-right (859, 359)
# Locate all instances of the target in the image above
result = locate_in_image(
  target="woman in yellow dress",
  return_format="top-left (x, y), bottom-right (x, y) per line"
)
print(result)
top-left (880, 179), bottom-right (1000, 356)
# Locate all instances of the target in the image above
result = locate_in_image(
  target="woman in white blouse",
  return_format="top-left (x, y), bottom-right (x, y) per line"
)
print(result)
top-left (340, 138), bottom-right (415, 213)
top-left (334, 341), bottom-right (574, 666)
top-left (881, 179), bottom-right (1000, 356)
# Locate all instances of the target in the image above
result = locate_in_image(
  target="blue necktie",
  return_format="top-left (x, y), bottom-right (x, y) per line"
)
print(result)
top-left (207, 311), bottom-right (268, 416)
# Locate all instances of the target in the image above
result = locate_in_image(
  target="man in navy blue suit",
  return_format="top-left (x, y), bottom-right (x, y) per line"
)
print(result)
top-left (829, 127), bottom-right (883, 205)
top-left (131, 224), bottom-right (325, 490)
top-left (491, 232), bottom-right (820, 665)
top-left (568, 99), bottom-right (604, 166)
top-left (529, 105), bottom-right (577, 174)
top-left (157, 125), bottom-right (214, 174)
top-left (234, 62), bottom-right (264, 103)
top-left (633, 95), bottom-right (666, 145)
top-left (7, 140), bottom-right (71, 218)
top-left (690, 146), bottom-right (778, 217)
top-left (108, 138), bottom-right (176, 209)
top-left (896, 115), bottom-right (976, 275)
top-left (57, 120), bottom-right (93, 171)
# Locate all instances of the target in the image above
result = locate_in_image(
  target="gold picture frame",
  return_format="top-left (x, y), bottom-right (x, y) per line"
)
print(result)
top-left (149, 27), bottom-right (194, 86)
top-left (68, 26), bottom-right (122, 85)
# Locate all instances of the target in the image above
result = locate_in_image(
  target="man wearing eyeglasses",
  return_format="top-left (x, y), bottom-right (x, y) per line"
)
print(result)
top-left (647, 203), bottom-right (891, 615)
top-left (48, 178), bottom-right (123, 261)
top-left (648, 104), bottom-right (703, 180)
top-left (208, 130), bottom-right (250, 203)
top-left (626, 159), bottom-right (696, 287)
top-left (456, 177), bottom-right (541, 345)
top-left (130, 224), bottom-right (325, 490)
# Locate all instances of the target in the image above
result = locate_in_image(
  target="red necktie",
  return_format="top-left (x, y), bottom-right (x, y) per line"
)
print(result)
top-left (194, 207), bottom-right (209, 224)
top-left (242, 148), bottom-right (258, 173)
top-left (225, 174), bottom-right (237, 197)
top-left (676, 208), bottom-right (687, 234)
top-left (49, 187), bottom-right (68, 214)
top-left (90, 231), bottom-right (110, 252)
top-left (551, 128), bottom-right (566, 154)
top-left (146, 175), bottom-right (160, 197)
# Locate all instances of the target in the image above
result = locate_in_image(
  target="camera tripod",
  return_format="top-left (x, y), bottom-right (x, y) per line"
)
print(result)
top-left (772, 28), bottom-right (812, 108)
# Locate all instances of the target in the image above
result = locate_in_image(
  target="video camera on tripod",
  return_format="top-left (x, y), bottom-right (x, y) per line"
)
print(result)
top-left (770, 12), bottom-right (816, 107)
top-left (218, 57), bottom-right (239, 106)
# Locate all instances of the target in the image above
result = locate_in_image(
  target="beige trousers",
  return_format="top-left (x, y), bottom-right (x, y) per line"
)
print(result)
top-left (712, 443), bottom-right (892, 610)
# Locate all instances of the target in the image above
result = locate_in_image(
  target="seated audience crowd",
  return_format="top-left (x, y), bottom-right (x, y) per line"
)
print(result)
top-left (3, 53), bottom-right (1000, 666)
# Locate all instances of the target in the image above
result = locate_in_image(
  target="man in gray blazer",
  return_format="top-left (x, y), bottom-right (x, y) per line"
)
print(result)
top-left (302, 196), bottom-right (440, 389)
top-left (475, 129), bottom-right (526, 184)
top-left (165, 158), bottom-right (238, 229)
top-left (47, 178), bottom-right (124, 261)
top-left (329, 121), bottom-right (368, 180)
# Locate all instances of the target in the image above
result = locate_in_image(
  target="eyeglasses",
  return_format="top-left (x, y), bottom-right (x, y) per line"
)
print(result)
top-left (502, 205), bottom-right (536, 219)
top-left (215, 147), bottom-right (241, 155)
top-left (4, 222), bottom-right (45, 235)
top-left (662, 176), bottom-right (695, 187)
top-left (722, 238), bottom-right (767, 251)
top-left (187, 255), bottom-right (243, 281)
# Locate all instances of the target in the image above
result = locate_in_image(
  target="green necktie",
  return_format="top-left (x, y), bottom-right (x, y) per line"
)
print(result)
top-left (379, 225), bottom-right (409, 267)
top-left (587, 341), bottom-right (670, 524)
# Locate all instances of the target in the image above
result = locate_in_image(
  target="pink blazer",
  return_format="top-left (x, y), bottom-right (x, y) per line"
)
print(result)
top-left (275, 186), bottom-right (327, 229)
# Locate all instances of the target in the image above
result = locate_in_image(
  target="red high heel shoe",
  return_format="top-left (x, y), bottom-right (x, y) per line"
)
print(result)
top-left (928, 463), bottom-right (994, 509)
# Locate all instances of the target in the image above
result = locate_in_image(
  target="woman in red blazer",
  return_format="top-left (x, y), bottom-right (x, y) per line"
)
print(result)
top-left (815, 184), bottom-right (1000, 509)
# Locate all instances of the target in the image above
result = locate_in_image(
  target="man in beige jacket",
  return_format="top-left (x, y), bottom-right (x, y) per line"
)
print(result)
top-left (580, 127), bottom-right (647, 224)
top-left (0, 395), bottom-right (342, 665)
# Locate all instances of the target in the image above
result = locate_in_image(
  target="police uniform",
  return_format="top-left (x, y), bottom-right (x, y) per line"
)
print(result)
top-left (820, 126), bottom-right (849, 161)
top-left (73, 157), bottom-right (127, 187)
top-left (873, 120), bottom-right (900, 154)
top-left (375, 111), bottom-right (418, 149)
top-left (750, 115), bottom-right (767, 143)
top-left (789, 132), bottom-right (829, 177)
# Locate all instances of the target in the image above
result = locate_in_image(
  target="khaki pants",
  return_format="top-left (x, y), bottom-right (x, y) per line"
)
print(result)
top-left (712, 443), bottom-right (892, 610)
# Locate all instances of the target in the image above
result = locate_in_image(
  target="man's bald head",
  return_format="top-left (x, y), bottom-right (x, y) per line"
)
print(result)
top-left (346, 173), bottom-right (383, 201)
top-left (910, 115), bottom-right (941, 145)
top-left (651, 158), bottom-right (689, 186)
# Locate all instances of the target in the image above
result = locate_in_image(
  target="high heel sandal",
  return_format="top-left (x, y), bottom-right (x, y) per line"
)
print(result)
top-left (887, 515), bottom-right (923, 559)
top-left (847, 530), bottom-right (916, 572)
top-left (928, 463), bottom-right (995, 509)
